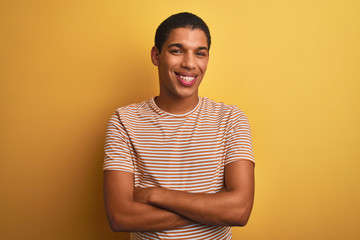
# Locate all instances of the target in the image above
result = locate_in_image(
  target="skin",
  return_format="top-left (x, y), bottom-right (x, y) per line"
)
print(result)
top-left (104, 171), bottom-right (194, 232)
top-left (103, 27), bottom-right (255, 232)
top-left (133, 161), bottom-right (255, 226)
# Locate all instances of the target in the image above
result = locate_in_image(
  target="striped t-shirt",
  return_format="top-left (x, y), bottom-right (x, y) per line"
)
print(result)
top-left (104, 97), bottom-right (255, 240)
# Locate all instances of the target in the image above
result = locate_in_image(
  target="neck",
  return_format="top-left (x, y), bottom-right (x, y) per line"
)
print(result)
top-left (155, 94), bottom-right (199, 114)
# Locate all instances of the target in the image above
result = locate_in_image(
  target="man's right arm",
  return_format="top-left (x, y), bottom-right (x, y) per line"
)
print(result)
top-left (103, 170), bottom-right (194, 232)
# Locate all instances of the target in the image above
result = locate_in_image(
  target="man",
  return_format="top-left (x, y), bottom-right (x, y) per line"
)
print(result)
top-left (103, 12), bottom-right (255, 239)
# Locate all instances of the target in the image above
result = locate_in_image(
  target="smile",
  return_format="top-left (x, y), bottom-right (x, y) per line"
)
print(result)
top-left (175, 73), bottom-right (198, 86)
top-left (178, 75), bottom-right (195, 82)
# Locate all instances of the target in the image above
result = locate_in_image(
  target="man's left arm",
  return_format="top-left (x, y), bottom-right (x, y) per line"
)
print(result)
top-left (134, 160), bottom-right (255, 226)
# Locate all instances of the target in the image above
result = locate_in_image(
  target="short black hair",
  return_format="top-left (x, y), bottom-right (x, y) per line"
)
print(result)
top-left (155, 12), bottom-right (211, 53)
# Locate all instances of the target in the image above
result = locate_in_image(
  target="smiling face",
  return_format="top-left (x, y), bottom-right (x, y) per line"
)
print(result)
top-left (151, 27), bottom-right (209, 102)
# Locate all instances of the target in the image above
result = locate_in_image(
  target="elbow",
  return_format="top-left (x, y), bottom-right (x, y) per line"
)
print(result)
top-left (226, 215), bottom-right (249, 227)
top-left (108, 214), bottom-right (133, 232)
top-left (229, 196), bottom-right (254, 227)
top-left (236, 215), bottom-right (250, 227)
top-left (225, 206), bottom-right (252, 227)
top-left (109, 221), bottom-right (124, 232)
top-left (234, 206), bottom-right (251, 226)
top-left (110, 224), bottom-right (122, 232)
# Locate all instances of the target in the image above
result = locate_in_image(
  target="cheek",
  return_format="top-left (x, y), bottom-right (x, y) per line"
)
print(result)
top-left (165, 57), bottom-right (179, 68)
top-left (199, 61), bottom-right (208, 73)
top-left (162, 54), bottom-right (178, 64)
top-left (159, 62), bottom-right (175, 74)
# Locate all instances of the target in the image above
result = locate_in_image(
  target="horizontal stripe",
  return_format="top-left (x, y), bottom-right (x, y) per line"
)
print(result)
top-left (104, 97), bottom-right (255, 239)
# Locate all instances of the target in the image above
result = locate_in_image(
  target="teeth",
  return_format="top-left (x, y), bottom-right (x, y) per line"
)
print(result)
top-left (179, 75), bottom-right (195, 82)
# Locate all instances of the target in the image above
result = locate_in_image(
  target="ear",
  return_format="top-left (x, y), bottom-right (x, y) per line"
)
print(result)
top-left (151, 46), bottom-right (160, 66)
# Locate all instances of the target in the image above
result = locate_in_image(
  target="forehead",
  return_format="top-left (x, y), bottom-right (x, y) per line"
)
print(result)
top-left (164, 27), bottom-right (208, 48)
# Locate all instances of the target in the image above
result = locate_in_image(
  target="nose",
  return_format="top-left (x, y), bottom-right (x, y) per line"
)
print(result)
top-left (180, 53), bottom-right (196, 70)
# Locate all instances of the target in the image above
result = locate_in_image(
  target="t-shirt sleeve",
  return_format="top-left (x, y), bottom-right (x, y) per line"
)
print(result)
top-left (224, 108), bottom-right (255, 166)
top-left (103, 110), bottom-right (134, 173)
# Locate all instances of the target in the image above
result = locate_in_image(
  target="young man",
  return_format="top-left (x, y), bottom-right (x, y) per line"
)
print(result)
top-left (103, 12), bottom-right (255, 239)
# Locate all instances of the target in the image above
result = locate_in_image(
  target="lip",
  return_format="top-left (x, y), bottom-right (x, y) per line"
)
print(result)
top-left (174, 72), bottom-right (198, 87)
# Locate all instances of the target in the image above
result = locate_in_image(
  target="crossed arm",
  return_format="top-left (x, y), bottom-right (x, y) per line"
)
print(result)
top-left (103, 160), bottom-right (254, 232)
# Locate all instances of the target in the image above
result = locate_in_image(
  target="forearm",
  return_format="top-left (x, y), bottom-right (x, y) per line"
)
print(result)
top-left (107, 197), bottom-right (194, 232)
top-left (104, 170), bottom-right (194, 232)
top-left (134, 161), bottom-right (255, 226)
top-left (141, 188), bottom-right (251, 226)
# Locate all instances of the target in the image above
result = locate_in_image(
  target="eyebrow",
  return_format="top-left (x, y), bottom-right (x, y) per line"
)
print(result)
top-left (168, 43), bottom-right (208, 51)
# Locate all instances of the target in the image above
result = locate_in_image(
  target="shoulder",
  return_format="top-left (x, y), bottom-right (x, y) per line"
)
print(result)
top-left (112, 98), bottom-right (153, 120)
top-left (201, 97), bottom-right (247, 120)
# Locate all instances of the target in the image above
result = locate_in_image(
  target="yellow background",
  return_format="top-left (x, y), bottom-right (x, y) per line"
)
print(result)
top-left (1, 0), bottom-right (359, 239)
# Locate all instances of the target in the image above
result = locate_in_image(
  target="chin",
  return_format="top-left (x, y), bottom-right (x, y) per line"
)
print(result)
top-left (175, 91), bottom-right (198, 99)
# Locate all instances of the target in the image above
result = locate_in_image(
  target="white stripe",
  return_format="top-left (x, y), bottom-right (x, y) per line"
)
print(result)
top-left (104, 97), bottom-right (254, 239)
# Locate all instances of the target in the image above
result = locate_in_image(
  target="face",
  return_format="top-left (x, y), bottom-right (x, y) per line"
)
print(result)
top-left (151, 27), bottom-right (209, 100)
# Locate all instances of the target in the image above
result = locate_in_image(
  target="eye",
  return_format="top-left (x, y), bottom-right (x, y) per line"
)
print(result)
top-left (170, 49), bottom-right (183, 54)
top-left (196, 52), bottom-right (207, 57)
